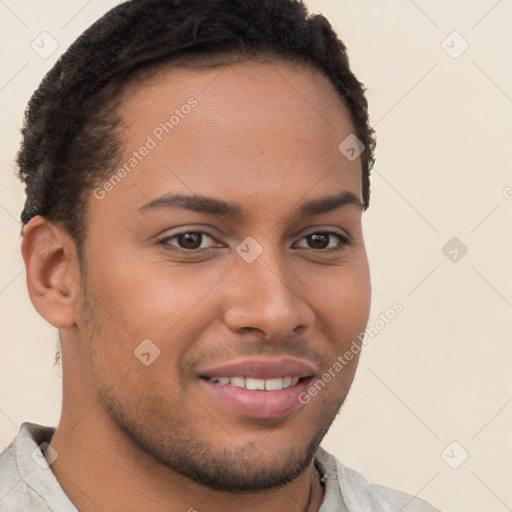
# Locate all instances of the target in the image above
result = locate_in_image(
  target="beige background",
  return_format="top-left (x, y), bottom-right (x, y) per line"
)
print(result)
top-left (1, 1), bottom-right (511, 510)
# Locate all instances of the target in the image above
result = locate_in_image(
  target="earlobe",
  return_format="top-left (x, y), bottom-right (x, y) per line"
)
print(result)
top-left (21, 216), bottom-right (80, 329)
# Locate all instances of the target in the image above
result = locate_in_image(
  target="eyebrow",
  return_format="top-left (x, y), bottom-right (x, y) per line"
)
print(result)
top-left (138, 190), bottom-right (365, 217)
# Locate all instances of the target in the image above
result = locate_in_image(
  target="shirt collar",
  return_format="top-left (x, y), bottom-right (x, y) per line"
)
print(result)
top-left (15, 422), bottom-right (77, 512)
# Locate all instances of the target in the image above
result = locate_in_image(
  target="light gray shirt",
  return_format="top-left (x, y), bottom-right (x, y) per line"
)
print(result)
top-left (0, 422), bottom-right (440, 511)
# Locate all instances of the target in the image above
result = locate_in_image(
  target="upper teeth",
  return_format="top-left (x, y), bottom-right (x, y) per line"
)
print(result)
top-left (208, 376), bottom-right (300, 390)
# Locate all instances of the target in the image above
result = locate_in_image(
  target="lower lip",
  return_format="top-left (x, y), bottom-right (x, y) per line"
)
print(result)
top-left (200, 378), bottom-right (313, 418)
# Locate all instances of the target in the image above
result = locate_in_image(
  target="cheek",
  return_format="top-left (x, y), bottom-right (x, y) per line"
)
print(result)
top-left (311, 259), bottom-right (371, 340)
top-left (84, 249), bottom-right (227, 344)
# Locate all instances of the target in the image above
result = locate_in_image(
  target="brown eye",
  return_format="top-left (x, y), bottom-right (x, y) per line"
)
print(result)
top-left (176, 233), bottom-right (203, 250)
top-left (295, 232), bottom-right (353, 252)
top-left (307, 233), bottom-right (330, 249)
top-left (160, 231), bottom-right (217, 251)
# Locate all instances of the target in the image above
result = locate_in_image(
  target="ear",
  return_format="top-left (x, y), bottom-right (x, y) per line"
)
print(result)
top-left (21, 216), bottom-right (81, 329)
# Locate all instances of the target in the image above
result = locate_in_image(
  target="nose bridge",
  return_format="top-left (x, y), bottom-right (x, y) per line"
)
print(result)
top-left (243, 251), bottom-right (293, 308)
top-left (223, 238), bottom-right (313, 338)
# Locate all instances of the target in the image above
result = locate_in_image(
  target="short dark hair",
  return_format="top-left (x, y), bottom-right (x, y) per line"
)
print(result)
top-left (17, 0), bottom-right (375, 255)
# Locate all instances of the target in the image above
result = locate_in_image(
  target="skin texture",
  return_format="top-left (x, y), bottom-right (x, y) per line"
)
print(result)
top-left (22, 60), bottom-right (371, 512)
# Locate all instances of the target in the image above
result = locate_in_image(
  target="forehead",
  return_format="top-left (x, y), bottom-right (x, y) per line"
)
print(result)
top-left (120, 58), bottom-right (354, 142)
top-left (90, 59), bottom-right (363, 221)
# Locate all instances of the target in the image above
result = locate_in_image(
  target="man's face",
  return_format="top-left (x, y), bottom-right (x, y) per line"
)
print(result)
top-left (74, 59), bottom-right (371, 491)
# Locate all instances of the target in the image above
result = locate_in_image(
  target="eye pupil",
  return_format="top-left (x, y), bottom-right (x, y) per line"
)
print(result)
top-left (178, 233), bottom-right (202, 249)
top-left (308, 233), bottom-right (329, 249)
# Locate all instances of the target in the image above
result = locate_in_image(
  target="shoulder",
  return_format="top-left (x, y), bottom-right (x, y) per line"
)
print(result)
top-left (0, 423), bottom-right (58, 512)
top-left (0, 437), bottom-right (32, 511)
top-left (316, 447), bottom-right (442, 512)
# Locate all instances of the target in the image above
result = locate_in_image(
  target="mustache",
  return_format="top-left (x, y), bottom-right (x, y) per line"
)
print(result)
top-left (183, 336), bottom-right (330, 373)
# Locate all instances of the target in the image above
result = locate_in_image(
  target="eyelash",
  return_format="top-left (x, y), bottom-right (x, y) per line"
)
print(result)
top-left (158, 230), bottom-right (354, 254)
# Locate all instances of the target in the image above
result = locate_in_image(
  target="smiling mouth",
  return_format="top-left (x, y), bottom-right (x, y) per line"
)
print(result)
top-left (203, 376), bottom-right (308, 391)
top-left (197, 357), bottom-right (317, 417)
top-left (199, 374), bottom-right (315, 418)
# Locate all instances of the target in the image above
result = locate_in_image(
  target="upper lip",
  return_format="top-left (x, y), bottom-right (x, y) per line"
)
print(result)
top-left (198, 357), bottom-right (317, 380)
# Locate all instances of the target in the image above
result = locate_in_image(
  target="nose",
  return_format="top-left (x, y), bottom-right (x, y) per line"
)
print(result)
top-left (222, 249), bottom-right (315, 341)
